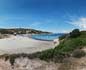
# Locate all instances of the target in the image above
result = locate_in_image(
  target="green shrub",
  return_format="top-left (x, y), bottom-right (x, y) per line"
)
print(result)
top-left (80, 38), bottom-right (86, 46)
top-left (38, 49), bottom-right (54, 61)
top-left (54, 38), bottom-right (83, 54)
top-left (69, 29), bottom-right (80, 38)
top-left (28, 52), bottom-right (42, 59)
top-left (59, 34), bottom-right (67, 40)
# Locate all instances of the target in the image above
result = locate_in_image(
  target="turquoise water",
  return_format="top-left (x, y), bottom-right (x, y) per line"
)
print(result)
top-left (32, 33), bottom-right (63, 41)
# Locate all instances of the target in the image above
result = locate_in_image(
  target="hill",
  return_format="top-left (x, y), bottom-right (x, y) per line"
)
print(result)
top-left (0, 28), bottom-right (51, 34)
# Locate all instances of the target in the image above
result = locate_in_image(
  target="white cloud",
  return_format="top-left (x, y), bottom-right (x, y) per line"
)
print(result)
top-left (67, 17), bottom-right (86, 29)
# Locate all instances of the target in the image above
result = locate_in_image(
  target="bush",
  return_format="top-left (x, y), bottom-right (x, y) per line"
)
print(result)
top-left (9, 55), bottom-right (16, 66)
top-left (28, 52), bottom-right (41, 59)
top-left (53, 53), bottom-right (65, 63)
top-left (72, 49), bottom-right (86, 58)
top-left (54, 38), bottom-right (83, 54)
top-left (69, 29), bottom-right (80, 38)
top-left (59, 34), bottom-right (67, 40)
top-left (38, 49), bottom-right (54, 61)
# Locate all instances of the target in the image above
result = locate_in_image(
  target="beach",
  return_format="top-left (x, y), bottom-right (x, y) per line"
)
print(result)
top-left (0, 35), bottom-right (61, 70)
top-left (0, 35), bottom-right (59, 54)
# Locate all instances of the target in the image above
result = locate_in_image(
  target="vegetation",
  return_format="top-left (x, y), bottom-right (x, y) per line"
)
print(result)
top-left (0, 29), bottom-right (86, 65)
top-left (72, 49), bottom-right (86, 58)
top-left (31, 29), bottom-right (86, 62)
top-left (69, 29), bottom-right (80, 38)
top-left (59, 34), bottom-right (68, 40)
top-left (0, 28), bottom-right (51, 34)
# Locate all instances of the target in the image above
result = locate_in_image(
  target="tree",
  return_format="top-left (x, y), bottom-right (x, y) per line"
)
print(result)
top-left (70, 29), bottom-right (80, 38)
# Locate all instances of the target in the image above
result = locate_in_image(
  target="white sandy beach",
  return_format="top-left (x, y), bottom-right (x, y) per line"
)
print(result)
top-left (0, 35), bottom-right (59, 54)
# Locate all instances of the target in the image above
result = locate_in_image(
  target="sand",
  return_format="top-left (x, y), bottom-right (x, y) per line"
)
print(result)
top-left (0, 58), bottom-right (61, 70)
top-left (0, 35), bottom-right (59, 54)
top-left (0, 35), bottom-right (60, 70)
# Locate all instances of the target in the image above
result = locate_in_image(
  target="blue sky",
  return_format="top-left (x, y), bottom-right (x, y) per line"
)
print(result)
top-left (0, 0), bottom-right (86, 33)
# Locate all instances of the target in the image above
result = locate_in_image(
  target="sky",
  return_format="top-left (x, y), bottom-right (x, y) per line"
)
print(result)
top-left (0, 0), bottom-right (86, 33)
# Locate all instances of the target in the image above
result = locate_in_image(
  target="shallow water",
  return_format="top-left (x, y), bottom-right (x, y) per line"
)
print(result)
top-left (32, 33), bottom-right (63, 41)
